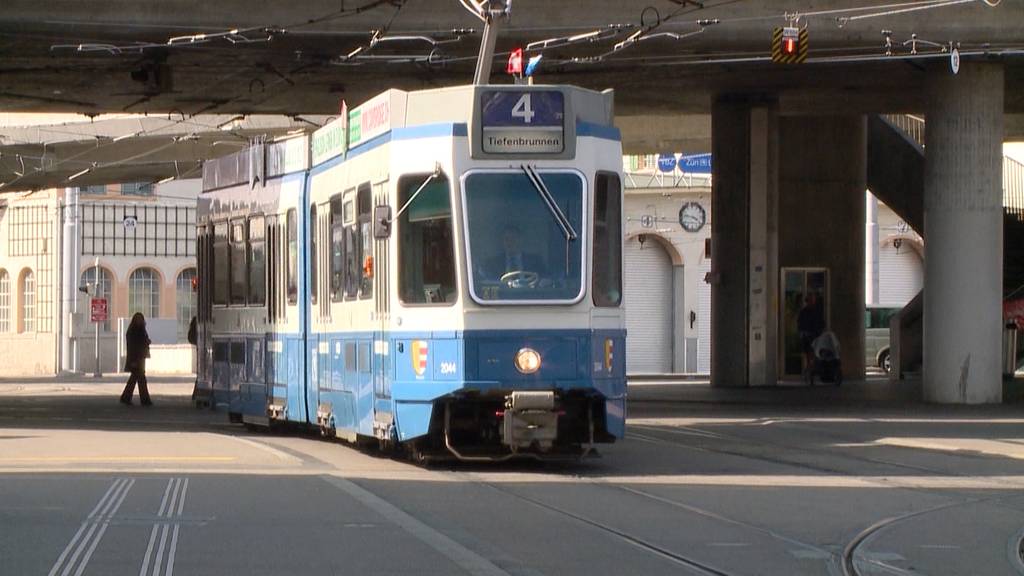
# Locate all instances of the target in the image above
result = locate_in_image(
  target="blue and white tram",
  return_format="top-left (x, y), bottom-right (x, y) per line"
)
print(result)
top-left (196, 84), bottom-right (626, 459)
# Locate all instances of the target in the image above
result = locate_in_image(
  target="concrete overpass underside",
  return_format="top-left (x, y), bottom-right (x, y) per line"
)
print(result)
top-left (1, 1), bottom-right (1021, 404)
top-left (0, 1), bottom-right (1021, 121)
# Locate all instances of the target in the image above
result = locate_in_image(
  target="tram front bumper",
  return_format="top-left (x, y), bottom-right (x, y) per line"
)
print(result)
top-left (500, 391), bottom-right (559, 450)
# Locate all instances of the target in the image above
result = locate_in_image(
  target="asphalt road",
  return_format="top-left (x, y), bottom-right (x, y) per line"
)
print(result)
top-left (1, 380), bottom-right (1023, 576)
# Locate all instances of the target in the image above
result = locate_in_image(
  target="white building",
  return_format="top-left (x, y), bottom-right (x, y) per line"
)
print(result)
top-left (0, 180), bottom-right (199, 377)
top-left (621, 155), bottom-right (923, 376)
top-left (623, 155), bottom-right (713, 374)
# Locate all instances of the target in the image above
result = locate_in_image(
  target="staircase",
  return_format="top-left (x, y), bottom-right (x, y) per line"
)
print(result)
top-left (867, 115), bottom-right (1024, 377)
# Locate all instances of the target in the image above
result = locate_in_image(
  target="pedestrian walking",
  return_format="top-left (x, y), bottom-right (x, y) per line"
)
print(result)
top-left (187, 316), bottom-right (199, 402)
top-left (120, 312), bottom-right (152, 406)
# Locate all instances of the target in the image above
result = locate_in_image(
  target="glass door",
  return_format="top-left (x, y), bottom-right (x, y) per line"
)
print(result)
top-left (780, 268), bottom-right (829, 378)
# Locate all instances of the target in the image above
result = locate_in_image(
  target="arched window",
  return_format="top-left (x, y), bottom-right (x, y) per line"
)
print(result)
top-left (176, 268), bottom-right (197, 342)
top-left (80, 267), bottom-right (113, 332)
top-left (128, 267), bottom-right (160, 319)
top-left (0, 270), bottom-right (9, 333)
top-left (21, 269), bottom-right (35, 333)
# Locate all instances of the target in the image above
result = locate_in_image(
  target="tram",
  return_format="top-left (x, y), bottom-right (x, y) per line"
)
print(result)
top-left (195, 84), bottom-right (626, 460)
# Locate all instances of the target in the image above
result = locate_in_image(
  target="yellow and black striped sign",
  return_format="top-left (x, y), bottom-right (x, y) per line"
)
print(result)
top-left (771, 26), bottom-right (808, 64)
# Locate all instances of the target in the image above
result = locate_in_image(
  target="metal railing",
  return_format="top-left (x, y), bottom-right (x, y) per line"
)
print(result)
top-left (623, 171), bottom-right (711, 190)
top-left (882, 114), bottom-right (926, 147)
top-left (882, 114), bottom-right (1024, 218)
top-left (1006, 156), bottom-right (1024, 219)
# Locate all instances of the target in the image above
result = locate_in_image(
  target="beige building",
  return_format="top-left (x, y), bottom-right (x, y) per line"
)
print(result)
top-left (0, 189), bottom-right (60, 375)
top-left (0, 180), bottom-right (199, 377)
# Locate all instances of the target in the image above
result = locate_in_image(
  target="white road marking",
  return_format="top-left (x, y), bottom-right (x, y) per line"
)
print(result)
top-left (48, 481), bottom-right (120, 576)
top-left (165, 525), bottom-right (180, 576)
top-left (321, 474), bottom-right (513, 576)
top-left (175, 479), bottom-right (189, 516)
top-left (157, 477), bottom-right (175, 517)
top-left (706, 542), bottom-right (751, 547)
top-left (224, 435), bottom-right (302, 463)
top-left (863, 552), bottom-right (906, 561)
top-left (791, 549), bottom-right (833, 560)
top-left (48, 478), bottom-right (134, 576)
top-left (918, 544), bottom-right (961, 550)
top-left (140, 477), bottom-right (189, 576)
top-left (138, 526), bottom-right (160, 576)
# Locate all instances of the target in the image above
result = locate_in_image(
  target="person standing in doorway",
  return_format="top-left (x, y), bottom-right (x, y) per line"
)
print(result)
top-left (120, 312), bottom-right (152, 406)
top-left (797, 293), bottom-right (825, 378)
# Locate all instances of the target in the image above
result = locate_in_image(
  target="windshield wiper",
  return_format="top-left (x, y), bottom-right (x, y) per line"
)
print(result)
top-left (521, 164), bottom-right (578, 242)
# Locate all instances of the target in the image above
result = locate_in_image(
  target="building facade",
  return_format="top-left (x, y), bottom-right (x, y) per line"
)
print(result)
top-left (0, 180), bottom-right (199, 377)
top-left (623, 156), bottom-right (713, 374)
top-left (0, 189), bottom-right (60, 375)
top-left (621, 155), bottom-right (924, 376)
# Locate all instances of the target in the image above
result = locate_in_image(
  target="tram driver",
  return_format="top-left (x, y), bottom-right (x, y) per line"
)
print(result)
top-left (483, 225), bottom-right (545, 287)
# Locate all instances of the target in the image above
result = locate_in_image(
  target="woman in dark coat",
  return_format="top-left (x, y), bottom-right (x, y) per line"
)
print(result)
top-left (120, 312), bottom-right (152, 405)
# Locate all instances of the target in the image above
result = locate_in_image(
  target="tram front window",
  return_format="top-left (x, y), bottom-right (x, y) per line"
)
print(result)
top-left (463, 170), bottom-right (584, 303)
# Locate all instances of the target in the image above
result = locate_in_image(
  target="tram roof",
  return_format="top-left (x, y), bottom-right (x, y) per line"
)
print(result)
top-left (202, 83), bottom-right (616, 192)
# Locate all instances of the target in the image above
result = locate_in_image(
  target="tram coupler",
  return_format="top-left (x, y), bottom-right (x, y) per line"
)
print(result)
top-left (500, 391), bottom-right (559, 451)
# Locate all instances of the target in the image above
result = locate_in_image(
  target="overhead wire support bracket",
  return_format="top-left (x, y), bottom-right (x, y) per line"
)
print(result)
top-left (466, 0), bottom-right (512, 85)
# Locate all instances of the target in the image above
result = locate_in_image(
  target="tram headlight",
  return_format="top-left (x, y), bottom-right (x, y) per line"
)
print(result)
top-left (514, 348), bottom-right (542, 374)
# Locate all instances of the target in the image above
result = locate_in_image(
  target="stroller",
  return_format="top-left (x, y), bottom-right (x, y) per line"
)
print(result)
top-left (807, 331), bottom-right (843, 386)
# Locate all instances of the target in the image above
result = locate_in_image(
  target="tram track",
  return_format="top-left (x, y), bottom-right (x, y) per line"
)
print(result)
top-left (838, 499), bottom-right (983, 576)
top-left (460, 474), bottom-right (739, 576)
top-left (629, 422), bottom-right (1024, 494)
top-left (628, 423), bottom-right (1024, 576)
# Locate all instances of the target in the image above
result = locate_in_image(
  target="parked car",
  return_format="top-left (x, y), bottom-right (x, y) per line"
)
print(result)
top-left (865, 306), bottom-right (899, 373)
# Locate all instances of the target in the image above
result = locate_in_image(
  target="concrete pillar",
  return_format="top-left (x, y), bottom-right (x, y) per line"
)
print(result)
top-left (866, 192), bottom-right (879, 306)
top-left (748, 108), bottom-right (779, 387)
top-left (779, 116), bottom-right (867, 382)
top-left (60, 186), bottom-right (80, 374)
top-left (923, 63), bottom-right (1004, 404)
top-left (710, 99), bottom-right (779, 387)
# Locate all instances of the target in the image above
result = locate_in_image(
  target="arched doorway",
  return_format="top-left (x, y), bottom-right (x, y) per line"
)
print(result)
top-left (624, 235), bottom-right (674, 373)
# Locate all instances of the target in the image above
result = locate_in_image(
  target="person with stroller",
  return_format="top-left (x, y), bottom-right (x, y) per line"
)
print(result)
top-left (810, 330), bottom-right (843, 386)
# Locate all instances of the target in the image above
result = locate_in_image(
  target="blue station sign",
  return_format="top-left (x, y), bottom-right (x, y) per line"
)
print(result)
top-left (657, 153), bottom-right (677, 173)
top-left (679, 153), bottom-right (712, 174)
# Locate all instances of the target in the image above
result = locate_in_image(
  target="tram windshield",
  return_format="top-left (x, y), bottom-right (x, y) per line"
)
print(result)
top-left (463, 170), bottom-right (584, 303)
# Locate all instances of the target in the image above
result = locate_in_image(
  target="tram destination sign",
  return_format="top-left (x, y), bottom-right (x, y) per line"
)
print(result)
top-left (480, 90), bottom-right (565, 154)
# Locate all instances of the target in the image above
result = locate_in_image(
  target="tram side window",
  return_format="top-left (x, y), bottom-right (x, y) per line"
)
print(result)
top-left (593, 172), bottom-right (623, 307)
top-left (358, 184), bottom-right (373, 299)
top-left (309, 204), bottom-right (318, 304)
top-left (330, 197), bottom-right (346, 302)
top-left (286, 209), bottom-right (298, 304)
top-left (398, 172), bottom-right (456, 305)
top-left (344, 198), bottom-right (359, 299)
top-left (248, 215), bottom-right (266, 306)
top-left (213, 222), bottom-right (229, 306)
top-left (230, 221), bottom-right (248, 305)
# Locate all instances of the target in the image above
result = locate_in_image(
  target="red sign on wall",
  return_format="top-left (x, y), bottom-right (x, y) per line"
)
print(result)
top-left (90, 298), bottom-right (108, 323)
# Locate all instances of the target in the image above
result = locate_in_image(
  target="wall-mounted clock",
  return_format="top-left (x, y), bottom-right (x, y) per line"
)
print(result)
top-left (678, 202), bottom-right (706, 233)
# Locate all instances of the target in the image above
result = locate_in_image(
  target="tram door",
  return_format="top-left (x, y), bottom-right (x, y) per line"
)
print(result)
top-left (780, 268), bottom-right (829, 378)
top-left (372, 181), bottom-right (393, 431)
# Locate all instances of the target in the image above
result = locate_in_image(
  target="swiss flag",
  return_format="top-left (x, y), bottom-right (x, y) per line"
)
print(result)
top-left (506, 47), bottom-right (523, 76)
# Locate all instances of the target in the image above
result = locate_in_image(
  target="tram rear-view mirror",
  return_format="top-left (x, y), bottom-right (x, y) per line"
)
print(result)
top-left (374, 205), bottom-right (392, 239)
